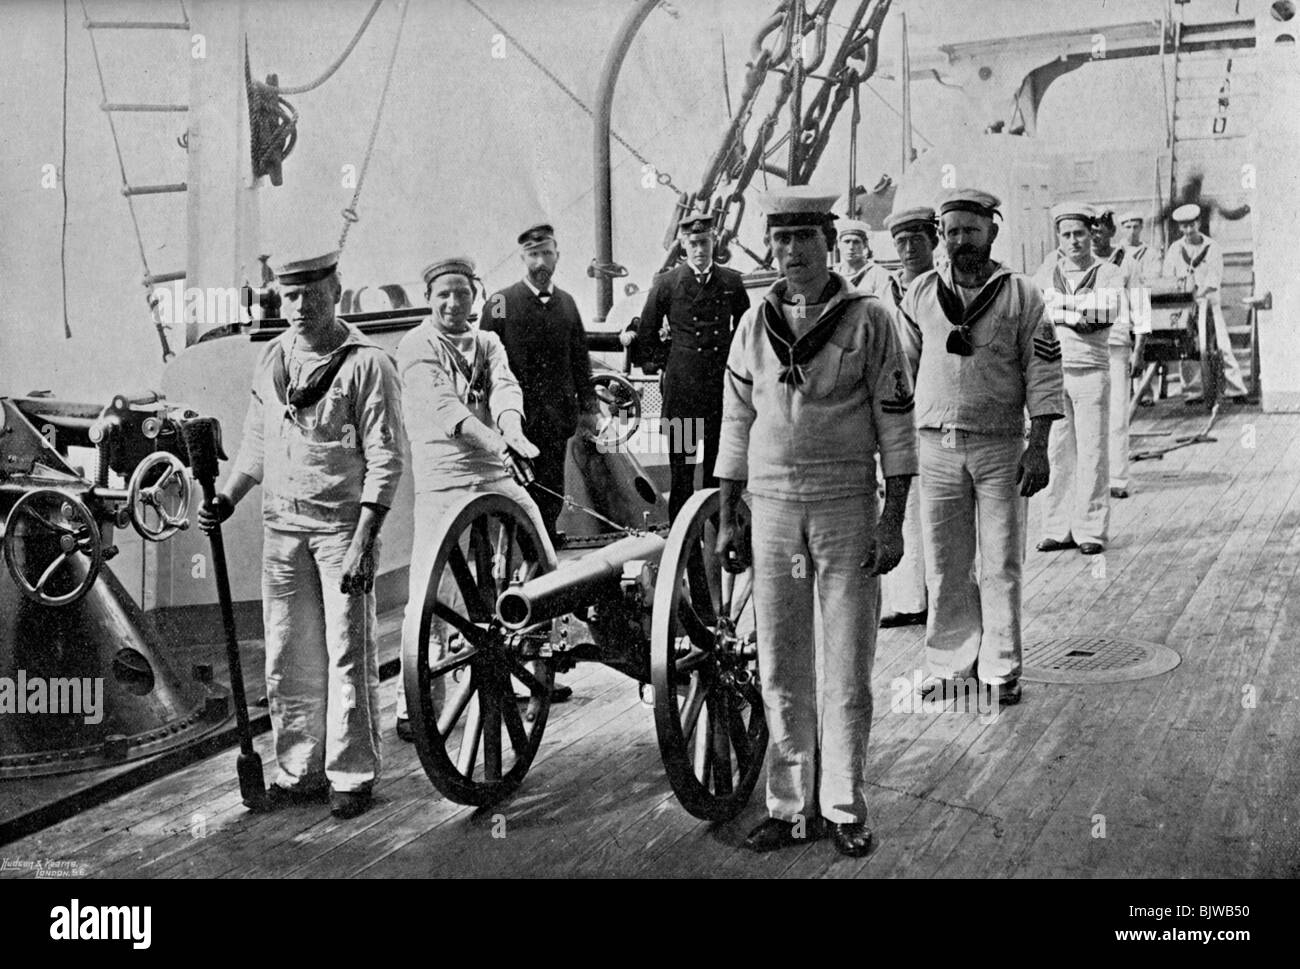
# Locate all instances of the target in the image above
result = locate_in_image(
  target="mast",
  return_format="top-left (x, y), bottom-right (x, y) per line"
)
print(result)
top-left (901, 10), bottom-right (913, 172)
top-left (184, 0), bottom-right (261, 347)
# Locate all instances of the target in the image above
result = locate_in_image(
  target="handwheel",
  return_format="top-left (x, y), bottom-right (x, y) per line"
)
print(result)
top-left (589, 372), bottom-right (641, 449)
top-left (3, 489), bottom-right (103, 607)
top-left (405, 492), bottom-right (555, 807)
top-left (127, 452), bottom-right (192, 541)
top-left (650, 488), bottom-right (766, 821)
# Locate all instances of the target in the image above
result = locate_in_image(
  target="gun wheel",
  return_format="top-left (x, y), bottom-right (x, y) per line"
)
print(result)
top-left (406, 493), bottom-right (555, 807)
top-left (651, 488), bottom-right (766, 822)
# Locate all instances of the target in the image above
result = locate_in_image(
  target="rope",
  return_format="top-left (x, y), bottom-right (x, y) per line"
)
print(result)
top-left (61, 0), bottom-right (71, 339)
top-left (338, 0), bottom-right (409, 252)
top-left (461, 0), bottom-right (681, 194)
top-left (79, 0), bottom-right (175, 361)
top-left (275, 0), bottom-right (384, 95)
top-left (862, 80), bottom-right (934, 148)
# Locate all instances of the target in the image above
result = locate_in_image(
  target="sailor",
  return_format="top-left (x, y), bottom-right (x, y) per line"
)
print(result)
top-left (198, 250), bottom-right (405, 820)
top-left (834, 218), bottom-right (896, 296)
top-left (1090, 207), bottom-right (1124, 268)
top-left (393, 257), bottom-right (558, 742)
top-left (1117, 210), bottom-right (1162, 284)
top-left (716, 186), bottom-right (918, 857)
top-left (1033, 202), bottom-right (1125, 555)
top-left (625, 210), bottom-right (750, 520)
top-left (482, 223), bottom-right (601, 547)
top-left (1162, 203), bottom-right (1249, 404)
top-left (877, 205), bottom-right (939, 627)
top-left (897, 188), bottom-right (1064, 705)
top-left (1106, 210), bottom-right (1159, 497)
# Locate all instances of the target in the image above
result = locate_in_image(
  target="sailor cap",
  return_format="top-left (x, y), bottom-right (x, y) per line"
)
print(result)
top-left (884, 206), bottom-right (937, 235)
top-left (422, 256), bottom-right (477, 288)
top-left (938, 188), bottom-right (1001, 220)
top-left (1051, 201), bottom-right (1096, 226)
top-left (274, 250), bottom-right (340, 286)
top-left (837, 219), bottom-right (871, 241)
top-left (756, 186), bottom-right (841, 228)
top-left (1171, 203), bottom-right (1202, 223)
top-left (517, 222), bottom-right (556, 250)
top-left (1117, 210), bottom-right (1144, 225)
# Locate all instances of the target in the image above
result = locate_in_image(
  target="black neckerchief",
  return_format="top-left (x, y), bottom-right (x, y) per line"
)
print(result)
top-left (273, 339), bottom-right (360, 410)
top-left (1052, 260), bottom-right (1103, 297)
top-left (760, 277), bottom-right (851, 388)
top-left (936, 268), bottom-right (1011, 328)
top-left (1181, 243), bottom-right (1209, 270)
top-left (1107, 248), bottom-right (1125, 266)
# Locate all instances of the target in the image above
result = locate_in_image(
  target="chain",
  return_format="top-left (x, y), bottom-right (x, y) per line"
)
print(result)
top-left (461, 0), bottom-right (680, 193)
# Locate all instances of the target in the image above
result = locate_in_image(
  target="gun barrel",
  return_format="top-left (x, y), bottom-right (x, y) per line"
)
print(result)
top-left (496, 533), bottom-right (666, 629)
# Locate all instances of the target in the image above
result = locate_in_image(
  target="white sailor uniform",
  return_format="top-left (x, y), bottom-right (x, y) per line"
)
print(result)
top-left (716, 274), bottom-right (917, 825)
top-left (1033, 255), bottom-right (1127, 547)
top-left (898, 263), bottom-right (1064, 683)
top-left (1163, 235), bottom-right (1248, 399)
top-left (232, 324), bottom-right (405, 793)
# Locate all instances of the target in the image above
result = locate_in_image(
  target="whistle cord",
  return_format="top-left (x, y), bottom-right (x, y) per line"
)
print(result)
top-left (527, 480), bottom-right (640, 539)
top-left (337, 0), bottom-right (409, 252)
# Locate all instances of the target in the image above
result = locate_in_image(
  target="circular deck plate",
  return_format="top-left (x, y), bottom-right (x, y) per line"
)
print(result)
top-left (1021, 635), bottom-right (1181, 684)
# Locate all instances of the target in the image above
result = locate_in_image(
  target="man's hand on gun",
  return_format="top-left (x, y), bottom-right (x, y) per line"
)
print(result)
top-left (498, 411), bottom-right (539, 459)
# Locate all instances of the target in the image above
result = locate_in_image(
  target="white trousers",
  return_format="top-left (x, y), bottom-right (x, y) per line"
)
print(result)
top-left (1107, 344), bottom-right (1132, 492)
top-left (1042, 366), bottom-right (1111, 547)
top-left (881, 480), bottom-right (927, 615)
top-left (751, 493), bottom-right (878, 825)
top-left (397, 477), bottom-right (553, 721)
top-left (918, 430), bottom-right (1024, 684)
top-left (262, 527), bottom-right (381, 793)
top-left (1180, 300), bottom-right (1248, 398)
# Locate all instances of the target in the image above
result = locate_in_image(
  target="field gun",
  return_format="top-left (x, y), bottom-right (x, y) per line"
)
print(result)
top-left (404, 488), bottom-right (766, 821)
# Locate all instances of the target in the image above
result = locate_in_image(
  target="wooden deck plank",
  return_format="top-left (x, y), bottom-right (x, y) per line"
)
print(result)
top-left (5, 411), bottom-right (1300, 879)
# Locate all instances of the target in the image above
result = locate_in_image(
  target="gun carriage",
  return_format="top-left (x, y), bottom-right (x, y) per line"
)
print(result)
top-left (404, 485), bottom-right (766, 821)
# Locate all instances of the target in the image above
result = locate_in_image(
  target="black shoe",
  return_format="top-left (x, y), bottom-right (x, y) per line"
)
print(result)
top-left (1225, 395), bottom-right (1249, 405)
top-left (829, 821), bottom-right (874, 858)
top-left (1036, 538), bottom-right (1077, 552)
top-left (395, 717), bottom-right (414, 743)
top-left (264, 783), bottom-right (330, 809)
top-left (1182, 396), bottom-right (1204, 407)
top-left (744, 816), bottom-right (822, 853)
top-left (1079, 543), bottom-right (1104, 555)
top-left (982, 678), bottom-right (1022, 706)
top-left (330, 787), bottom-right (373, 820)
top-left (1110, 487), bottom-right (1129, 499)
top-left (881, 609), bottom-right (927, 628)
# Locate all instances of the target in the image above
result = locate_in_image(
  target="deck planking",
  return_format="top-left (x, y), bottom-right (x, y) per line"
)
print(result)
top-left (3, 407), bottom-right (1299, 878)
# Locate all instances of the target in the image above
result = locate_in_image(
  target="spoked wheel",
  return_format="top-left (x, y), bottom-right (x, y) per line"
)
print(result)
top-left (127, 452), bottom-right (192, 541)
top-left (405, 493), bottom-right (555, 807)
top-left (3, 489), bottom-right (103, 607)
top-left (651, 488), bottom-right (766, 821)
top-left (589, 371), bottom-right (641, 449)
